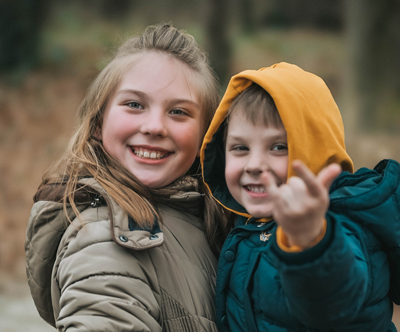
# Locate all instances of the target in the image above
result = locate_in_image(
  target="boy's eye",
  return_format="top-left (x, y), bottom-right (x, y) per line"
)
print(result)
top-left (232, 145), bottom-right (248, 151)
top-left (127, 101), bottom-right (143, 109)
top-left (170, 108), bottom-right (188, 116)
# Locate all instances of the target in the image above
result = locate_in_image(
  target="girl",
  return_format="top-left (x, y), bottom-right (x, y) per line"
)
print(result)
top-left (25, 24), bottom-right (229, 332)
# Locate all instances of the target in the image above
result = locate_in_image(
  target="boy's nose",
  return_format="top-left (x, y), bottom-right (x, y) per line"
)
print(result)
top-left (245, 154), bottom-right (266, 174)
top-left (140, 112), bottom-right (168, 137)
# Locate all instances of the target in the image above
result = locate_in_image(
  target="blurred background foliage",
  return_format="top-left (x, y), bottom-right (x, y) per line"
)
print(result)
top-left (0, 0), bottom-right (400, 280)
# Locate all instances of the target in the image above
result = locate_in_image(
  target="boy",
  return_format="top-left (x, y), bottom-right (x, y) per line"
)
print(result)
top-left (201, 63), bottom-right (400, 331)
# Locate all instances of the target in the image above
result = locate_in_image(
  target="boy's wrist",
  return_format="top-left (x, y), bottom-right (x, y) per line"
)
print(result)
top-left (277, 219), bottom-right (327, 252)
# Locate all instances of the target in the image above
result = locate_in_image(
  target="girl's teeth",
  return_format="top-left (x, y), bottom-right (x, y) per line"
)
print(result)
top-left (133, 148), bottom-right (167, 160)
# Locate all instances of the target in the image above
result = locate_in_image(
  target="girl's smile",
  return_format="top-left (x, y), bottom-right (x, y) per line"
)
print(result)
top-left (130, 146), bottom-right (171, 161)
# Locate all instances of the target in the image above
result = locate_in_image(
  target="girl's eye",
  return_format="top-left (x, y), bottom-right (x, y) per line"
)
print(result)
top-left (272, 143), bottom-right (288, 152)
top-left (127, 101), bottom-right (143, 109)
top-left (170, 109), bottom-right (188, 116)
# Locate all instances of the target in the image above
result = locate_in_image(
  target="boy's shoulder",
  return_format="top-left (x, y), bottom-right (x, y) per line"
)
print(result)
top-left (329, 159), bottom-right (400, 239)
top-left (329, 159), bottom-right (400, 304)
top-left (329, 159), bottom-right (400, 214)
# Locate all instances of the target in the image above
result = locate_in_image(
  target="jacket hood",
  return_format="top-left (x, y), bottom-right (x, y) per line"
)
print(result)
top-left (201, 62), bottom-right (353, 217)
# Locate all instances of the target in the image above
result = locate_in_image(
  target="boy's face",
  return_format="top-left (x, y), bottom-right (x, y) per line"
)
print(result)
top-left (225, 109), bottom-right (288, 218)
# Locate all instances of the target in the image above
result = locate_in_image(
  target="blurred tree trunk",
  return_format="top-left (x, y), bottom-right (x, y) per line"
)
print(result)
top-left (100, 0), bottom-right (133, 20)
top-left (206, 0), bottom-right (233, 88)
top-left (240, 0), bottom-right (256, 34)
top-left (0, 0), bottom-right (49, 76)
top-left (264, 0), bottom-right (342, 30)
top-left (345, 0), bottom-right (400, 132)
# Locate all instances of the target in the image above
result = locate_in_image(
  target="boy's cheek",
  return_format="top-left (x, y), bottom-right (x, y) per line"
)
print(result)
top-left (225, 165), bottom-right (241, 192)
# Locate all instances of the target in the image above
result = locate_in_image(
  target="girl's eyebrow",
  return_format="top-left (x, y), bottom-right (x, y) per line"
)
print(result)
top-left (116, 89), bottom-right (200, 110)
top-left (116, 89), bottom-right (147, 98)
top-left (167, 98), bottom-right (200, 110)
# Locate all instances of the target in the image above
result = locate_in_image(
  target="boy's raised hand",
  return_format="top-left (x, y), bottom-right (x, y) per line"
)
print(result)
top-left (264, 160), bottom-right (342, 249)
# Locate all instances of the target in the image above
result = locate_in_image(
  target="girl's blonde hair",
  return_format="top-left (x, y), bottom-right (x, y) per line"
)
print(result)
top-left (42, 24), bottom-right (230, 255)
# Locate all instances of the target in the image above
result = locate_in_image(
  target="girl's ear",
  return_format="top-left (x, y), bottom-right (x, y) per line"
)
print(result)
top-left (94, 124), bottom-right (102, 140)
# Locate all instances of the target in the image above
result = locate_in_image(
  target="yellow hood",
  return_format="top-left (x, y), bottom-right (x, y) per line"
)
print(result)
top-left (200, 62), bottom-right (353, 217)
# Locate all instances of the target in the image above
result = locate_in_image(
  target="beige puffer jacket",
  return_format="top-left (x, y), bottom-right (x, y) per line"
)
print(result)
top-left (25, 177), bottom-right (218, 332)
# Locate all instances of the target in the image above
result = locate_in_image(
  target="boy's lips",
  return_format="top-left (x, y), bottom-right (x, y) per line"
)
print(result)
top-left (130, 146), bottom-right (172, 160)
top-left (243, 184), bottom-right (269, 198)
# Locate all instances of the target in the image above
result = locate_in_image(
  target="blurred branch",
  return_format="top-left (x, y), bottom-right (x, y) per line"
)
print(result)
top-left (0, 0), bottom-right (50, 78)
top-left (345, 0), bottom-right (400, 132)
top-left (206, 0), bottom-right (233, 87)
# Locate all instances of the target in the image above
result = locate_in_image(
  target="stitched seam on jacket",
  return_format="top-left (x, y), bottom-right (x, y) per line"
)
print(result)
top-left (64, 273), bottom-right (150, 290)
top-left (87, 298), bottom-right (147, 309)
top-left (160, 286), bottom-right (208, 332)
top-left (60, 241), bottom-right (162, 296)
top-left (393, 193), bottom-right (400, 222)
top-left (61, 239), bottom-right (114, 260)
top-left (27, 206), bottom-right (70, 262)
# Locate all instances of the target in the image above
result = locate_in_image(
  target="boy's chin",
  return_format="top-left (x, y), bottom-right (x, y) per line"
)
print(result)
top-left (246, 209), bottom-right (273, 219)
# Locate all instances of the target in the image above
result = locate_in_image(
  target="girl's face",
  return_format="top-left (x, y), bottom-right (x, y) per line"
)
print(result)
top-left (100, 52), bottom-right (203, 188)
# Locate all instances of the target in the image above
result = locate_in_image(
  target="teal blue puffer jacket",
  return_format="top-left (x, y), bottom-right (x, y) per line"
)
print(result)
top-left (215, 159), bottom-right (400, 332)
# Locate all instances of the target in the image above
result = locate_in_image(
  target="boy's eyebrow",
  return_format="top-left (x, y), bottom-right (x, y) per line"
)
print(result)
top-left (226, 133), bottom-right (287, 143)
top-left (115, 89), bottom-right (200, 109)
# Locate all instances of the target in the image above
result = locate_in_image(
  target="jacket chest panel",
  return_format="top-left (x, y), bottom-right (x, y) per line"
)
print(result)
top-left (149, 213), bottom-right (218, 330)
top-left (219, 225), bottom-right (304, 331)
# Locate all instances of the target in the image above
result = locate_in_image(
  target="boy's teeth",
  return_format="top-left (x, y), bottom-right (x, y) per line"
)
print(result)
top-left (247, 185), bottom-right (265, 193)
top-left (133, 148), bottom-right (167, 160)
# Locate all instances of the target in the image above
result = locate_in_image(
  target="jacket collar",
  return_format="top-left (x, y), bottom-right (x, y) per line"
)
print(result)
top-left (34, 176), bottom-right (204, 250)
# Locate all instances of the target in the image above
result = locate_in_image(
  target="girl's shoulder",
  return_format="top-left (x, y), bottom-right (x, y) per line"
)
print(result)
top-left (26, 177), bottom-right (106, 325)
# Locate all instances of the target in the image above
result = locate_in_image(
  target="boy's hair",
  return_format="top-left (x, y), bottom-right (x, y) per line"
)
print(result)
top-left (42, 24), bottom-right (229, 256)
top-left (226, 83), bottom-right (283, 128)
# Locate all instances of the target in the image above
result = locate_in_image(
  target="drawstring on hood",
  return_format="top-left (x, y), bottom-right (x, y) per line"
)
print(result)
top-left (200, 62), bottom-right (353, 218)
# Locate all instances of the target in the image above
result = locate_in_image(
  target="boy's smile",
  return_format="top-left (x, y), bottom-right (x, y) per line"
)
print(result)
top-left (225, 110), bottom-right (288, 218)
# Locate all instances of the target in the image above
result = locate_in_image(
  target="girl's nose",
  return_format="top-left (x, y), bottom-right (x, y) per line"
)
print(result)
top-left (140, 112), bottom-right (168, 137)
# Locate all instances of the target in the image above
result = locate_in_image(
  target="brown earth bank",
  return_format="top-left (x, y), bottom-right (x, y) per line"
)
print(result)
top-left (0, 279), bottom-right (400, 330)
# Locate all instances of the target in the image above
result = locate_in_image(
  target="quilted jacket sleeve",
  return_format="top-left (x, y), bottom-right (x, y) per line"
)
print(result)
top-left (52, 207), bottom-right (162, 332)
top-left (268, 212), bottom-right (373, 330)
